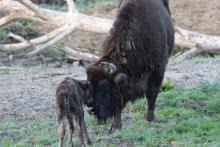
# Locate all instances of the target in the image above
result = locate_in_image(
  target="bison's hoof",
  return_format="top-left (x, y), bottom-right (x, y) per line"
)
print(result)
top-left (108, 125), bottom-right (122, 134)
top-left (145, 110), bottom-right (155, 122)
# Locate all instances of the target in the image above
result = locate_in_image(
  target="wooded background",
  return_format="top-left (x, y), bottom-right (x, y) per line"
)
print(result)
top-left (0, 0), bottom-right (220, 63)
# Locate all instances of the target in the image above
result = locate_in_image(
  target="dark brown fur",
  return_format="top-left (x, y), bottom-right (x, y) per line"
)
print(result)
top-left (56, 77), bottom-right (92, 147)
top-left (86, 0), bottom-right (174, 132)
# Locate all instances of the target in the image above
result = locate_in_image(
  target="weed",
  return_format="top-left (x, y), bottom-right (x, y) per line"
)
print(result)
top-left (161, 79), bottom-right (174, 92)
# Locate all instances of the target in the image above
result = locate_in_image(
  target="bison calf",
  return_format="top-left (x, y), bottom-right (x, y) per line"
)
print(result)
top-left (56, 77), bottom-right (93, 147)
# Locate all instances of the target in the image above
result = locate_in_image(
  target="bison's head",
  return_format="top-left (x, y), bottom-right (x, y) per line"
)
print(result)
top-left (85, 62), bottom-right (128, 121)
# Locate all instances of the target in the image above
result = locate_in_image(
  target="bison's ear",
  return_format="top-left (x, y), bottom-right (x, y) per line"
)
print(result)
top-left (114, 73), bottom-right (128, 85)
top-left (100, 62), bottom-right (117, 75)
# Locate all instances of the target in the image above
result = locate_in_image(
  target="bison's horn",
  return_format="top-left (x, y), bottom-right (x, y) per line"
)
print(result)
top-left (101, 62), bottom-right (117, 74)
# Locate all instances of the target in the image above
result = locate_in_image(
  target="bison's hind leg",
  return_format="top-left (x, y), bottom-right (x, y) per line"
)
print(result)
top-left (108, 111), bottom-right (122, 134)
top-left (57, 114), bottom-right (65, 147)
top-left (145, 66), bottom-right (165, 122)
top-left (66, 114), bottom-right (74, 147)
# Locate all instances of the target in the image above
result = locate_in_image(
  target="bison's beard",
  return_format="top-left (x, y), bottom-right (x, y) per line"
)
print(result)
top-left (88, 79), bottom-right (122, 122)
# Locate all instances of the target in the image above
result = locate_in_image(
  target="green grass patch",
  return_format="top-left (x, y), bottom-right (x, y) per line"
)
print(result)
top-left (1, 82), bottom-right (220, 146)
top-left (38, 0), bottom-right (118, 11)
top-left (0, 118), bottom-right (57, 147)
top-left (39, 3), bottom-right (64, 10)
top-left (18, 18), bottom-right (33, 26)
top-left (0, 27), bottom-right (10, 43)
top-left (76, 0), bottom-right (118, 10)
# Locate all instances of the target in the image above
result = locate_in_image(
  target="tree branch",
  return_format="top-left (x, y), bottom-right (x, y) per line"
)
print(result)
top-left (65, 0), bottom-right (77, 13)
top-left (0, 14), bottom-right (18, 26)
top-left (26, 25), bottom-right (77, 56)
top-left (8, 32), bottom-right (27, 42)
top-left (175, 26), bottom-right (220, 59)
top-left (58, 45), bottom-right (99, 61)
top-left (0, 23), bottom-right (73, 51)
top-left (17, 0), bottom-right (49, 21)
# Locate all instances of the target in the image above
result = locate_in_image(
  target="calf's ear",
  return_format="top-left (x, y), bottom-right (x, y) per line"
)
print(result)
top-left (79, 59), bottom-right (92, 67)
top-left (79, 80), bottom-right (91, 89)
top-left (73, 59), bottom-right (92, 68)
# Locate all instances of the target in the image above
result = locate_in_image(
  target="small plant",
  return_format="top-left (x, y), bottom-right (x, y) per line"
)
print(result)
top-left (172, 45), bottom-right (182, 55)
top-left (161, 80), bottom-right (174, 92)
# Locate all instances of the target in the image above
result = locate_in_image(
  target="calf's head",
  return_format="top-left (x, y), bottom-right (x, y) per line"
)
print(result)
top-left (78, 80), bottom-right (93, 106)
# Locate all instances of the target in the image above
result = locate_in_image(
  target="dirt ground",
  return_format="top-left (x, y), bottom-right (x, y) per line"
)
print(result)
top-left (0, 58), bottom-right (220, 121)
top-left (0, 0), bottom-right (220, 123)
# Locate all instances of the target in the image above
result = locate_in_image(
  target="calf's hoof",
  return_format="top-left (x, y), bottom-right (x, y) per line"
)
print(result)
top-left (87, 138), bottom-right (92, 145)
top-left (68, 142), bottom-right (73, 147)
top-left (83, 138), bottom-right (92, 147)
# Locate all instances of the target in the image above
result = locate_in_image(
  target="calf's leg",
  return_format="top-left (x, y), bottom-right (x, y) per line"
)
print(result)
top-left (66, 114), bottom-right (74, 146)
top-left (57, 115), bottom-right (65, 147)
top-left (145, 66), bottom-right (165, 122)
top-left (74, 110), bottom-right (91, 147)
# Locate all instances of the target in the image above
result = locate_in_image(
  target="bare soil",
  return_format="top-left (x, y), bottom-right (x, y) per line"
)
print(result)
top-left (0, 58), bottom-right (220, 121)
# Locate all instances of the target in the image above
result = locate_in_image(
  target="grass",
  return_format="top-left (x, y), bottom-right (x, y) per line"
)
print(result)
top-left (38, 0), bottom-right (118, 11)
top-left (0, 27), bottom-right (10, 43)
top-left (1, 82), bottom-right (220, 146)
top-left (0, 18), bottom-right (33, 43)
top-left (39, 3), bottom-right (65, 11)
top-left (76, 0), bottom-right (118, 10)
top-left (18, 18), bottom-right (33, 26)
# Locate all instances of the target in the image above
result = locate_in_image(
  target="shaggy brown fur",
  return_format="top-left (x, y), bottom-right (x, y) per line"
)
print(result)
top-left (86, 0), bottom-right (174, 132)
top-left (56, 77), bottom-right (93, 147)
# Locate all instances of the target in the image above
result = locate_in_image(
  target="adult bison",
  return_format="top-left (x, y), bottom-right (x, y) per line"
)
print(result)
top-left (86, 0), bottom-right (174, 132)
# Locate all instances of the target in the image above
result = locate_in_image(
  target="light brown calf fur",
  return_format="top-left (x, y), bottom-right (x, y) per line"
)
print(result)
top-left (56, 77), bottom-right (93, 147)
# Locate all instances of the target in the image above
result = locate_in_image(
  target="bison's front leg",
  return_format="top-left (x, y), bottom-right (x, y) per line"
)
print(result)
top-left (108, 111), bottom-right (122, 134)
top-left (145, 67), bottom-right (165, 122)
